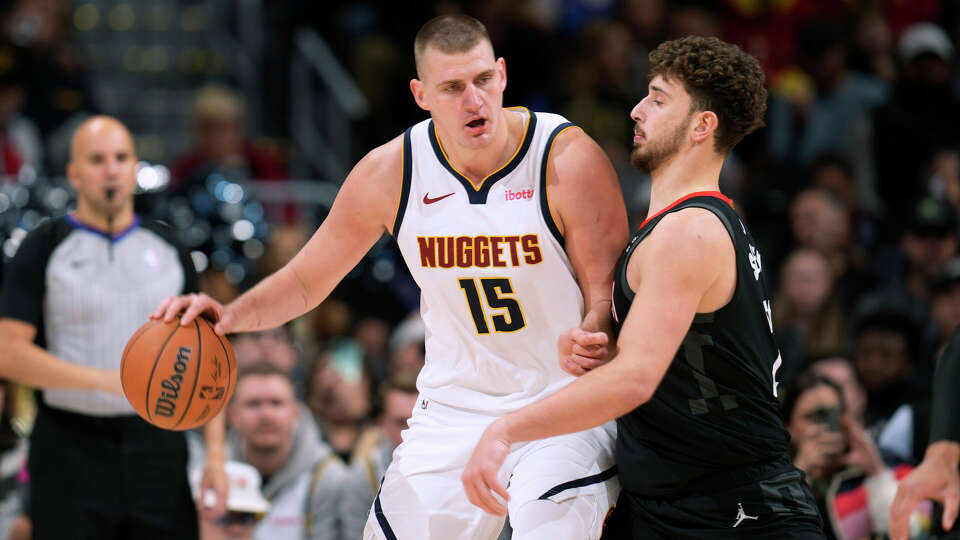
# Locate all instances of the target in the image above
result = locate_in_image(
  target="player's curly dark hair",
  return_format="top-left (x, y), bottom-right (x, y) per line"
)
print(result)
top-left (649, 36), bottom-right (767, 154)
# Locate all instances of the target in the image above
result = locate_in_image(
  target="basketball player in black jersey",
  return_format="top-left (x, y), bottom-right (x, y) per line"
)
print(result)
top-left (463, 36), bottom-right (825, 538)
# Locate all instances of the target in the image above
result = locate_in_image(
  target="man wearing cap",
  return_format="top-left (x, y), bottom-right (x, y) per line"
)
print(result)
top-left (856, 196), bottom-right (958, 361)
top-left (195, 462), bottom-right (271, 540)
top-left (225, 362), bottom-right (368, 540)
top-left (876, 22), bottom-right (960, 209)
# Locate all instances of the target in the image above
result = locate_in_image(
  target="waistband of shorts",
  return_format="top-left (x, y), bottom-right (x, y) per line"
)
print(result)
top-left (37, 401), bottom-right (144, 432)
top-left (627, 454), bottom-right (797, 501)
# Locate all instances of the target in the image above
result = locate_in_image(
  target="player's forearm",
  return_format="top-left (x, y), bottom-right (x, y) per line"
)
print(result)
top-left (499, 353), bottom-right (649, 443)
top-left (0, 340), bottom-right (113, 392)
top-left (923, 441), bottom-right (960, 469)
top-left (226, 264), bottom-right (320, 333)
top-left (580, 298), bottom-right (614, 339)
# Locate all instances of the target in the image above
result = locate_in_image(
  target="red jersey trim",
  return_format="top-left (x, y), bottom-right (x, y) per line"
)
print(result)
top-left (639, 191), bottom-right (733, 230)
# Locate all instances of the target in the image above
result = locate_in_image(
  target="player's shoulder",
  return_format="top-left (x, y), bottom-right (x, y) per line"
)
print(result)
top-left (353, 133), bottom-right (404, 182)
top-left (655, 206), bottom-right (730, 243)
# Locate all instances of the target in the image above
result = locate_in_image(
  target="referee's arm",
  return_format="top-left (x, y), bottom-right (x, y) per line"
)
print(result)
top-left (0, 224), bottom-right (121, 395)
top-left (0, 318), bottom-right (121, 394)
top-left (890, 324), bottom-right (960, 540)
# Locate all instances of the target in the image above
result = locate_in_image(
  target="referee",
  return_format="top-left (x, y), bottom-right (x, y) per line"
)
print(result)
top-left (0, 116), bottom-right (226, 539)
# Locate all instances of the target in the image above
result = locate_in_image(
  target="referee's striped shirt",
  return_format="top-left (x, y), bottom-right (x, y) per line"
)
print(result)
top-left (0, 214), bottom-right (198, 416)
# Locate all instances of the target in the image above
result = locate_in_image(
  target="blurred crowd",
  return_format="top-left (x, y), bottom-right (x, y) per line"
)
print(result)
top-left (0, 0), bottom-right (957, 539)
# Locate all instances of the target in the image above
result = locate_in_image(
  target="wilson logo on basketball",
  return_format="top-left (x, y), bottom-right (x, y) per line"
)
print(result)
top-left (154, 346), bottom-right (192, 418)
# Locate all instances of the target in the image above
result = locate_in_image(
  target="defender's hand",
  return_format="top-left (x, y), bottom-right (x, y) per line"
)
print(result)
top-left (462, 420), bottom-right (511, 516)
top-left (558, 327), bottom-right (609, 376)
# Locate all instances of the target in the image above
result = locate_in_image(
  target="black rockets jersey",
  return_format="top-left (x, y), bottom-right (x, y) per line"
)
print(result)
top-left (611, 192), bottom-right (792, 498)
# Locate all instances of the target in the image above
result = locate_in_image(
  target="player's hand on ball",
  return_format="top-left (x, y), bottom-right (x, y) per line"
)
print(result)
top-left (151, 293), bottom-right (233, 335)
top-left (462, 420), bottom-right (511, 516)
top-left (558, 327), bottom-right (609, 376)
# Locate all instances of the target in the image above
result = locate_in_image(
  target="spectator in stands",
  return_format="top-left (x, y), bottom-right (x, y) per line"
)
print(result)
top-left (852, 309), bottom-right (929, 430)
top-left (768, 19), bottom-right (888, 214)
top-left (809, 356), bottom-right (868, 423)
top-left (231, 325), bottom-right (307, 400)
top-left (790, 186), bottom-right (876, 309)
top-left (782, 370), bottom-right (909, 539)
top-left (170, 84), bottom-right (291, 222)
top-left (874, 23), bottom-right (960, 217)
top-left (0, 40), bottom-right (40, 180)
top-left (348, 370), bottom-right (418, 503)
top-left (857, 196), bottom-right (958, 355)
top-left (307, 346), bottom-right (373, 461)
top-left (773, 248), bottom-right (847, 379)
top-left (226, 363), bottom-right (366, 539)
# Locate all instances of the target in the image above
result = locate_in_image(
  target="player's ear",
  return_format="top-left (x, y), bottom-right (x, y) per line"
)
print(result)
top-left (497, 57), bottom-right (507, 92)
top-left (410, 79), bottom-right (429, 111)
top-left (691, 110), bottom-right (718, 145)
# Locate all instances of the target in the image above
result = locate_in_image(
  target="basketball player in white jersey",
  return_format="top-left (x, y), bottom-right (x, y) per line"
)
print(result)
top-left (154, 14), bottom-right (628, 539)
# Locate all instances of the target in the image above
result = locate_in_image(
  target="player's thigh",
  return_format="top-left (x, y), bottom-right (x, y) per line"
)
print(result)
top-left (363, 461), bottom-right (505, 540)
top-left (507, 423), bottom-right (618, 540)
top-left (510, 494), bottom-right (613, 540)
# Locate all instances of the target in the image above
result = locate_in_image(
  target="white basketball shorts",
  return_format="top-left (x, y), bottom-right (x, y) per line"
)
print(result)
top-left (363, 396), bottom-right (619, 540)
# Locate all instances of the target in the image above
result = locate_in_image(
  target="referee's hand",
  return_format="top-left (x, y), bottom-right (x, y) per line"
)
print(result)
top-left (151, 293), bottom-right (233, 335)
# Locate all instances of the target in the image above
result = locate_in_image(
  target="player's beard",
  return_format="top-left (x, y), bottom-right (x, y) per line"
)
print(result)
top-left (631, 119), bottom-right (687, 174)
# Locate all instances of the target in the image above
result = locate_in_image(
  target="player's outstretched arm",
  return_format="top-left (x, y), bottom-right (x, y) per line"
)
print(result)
top-left (0, 318), bottom-right (122, 395)
top-left (891, 324), bottom-right (960, 539)
top-left (464, 209), bottom-right (731, 514)
top-left (153, 136), bottom-right (404, 334)
top-left (890, 441), bottom-right (960, 539)
top-left (546, 128), bottom-right (629, 375)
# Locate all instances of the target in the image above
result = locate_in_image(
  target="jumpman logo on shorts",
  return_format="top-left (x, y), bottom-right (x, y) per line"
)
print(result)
top-left (732, 503), bottom-right (758, 527)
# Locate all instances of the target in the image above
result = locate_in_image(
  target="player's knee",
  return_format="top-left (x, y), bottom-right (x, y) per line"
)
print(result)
top-left (510, 495), bottom-right (600, 540)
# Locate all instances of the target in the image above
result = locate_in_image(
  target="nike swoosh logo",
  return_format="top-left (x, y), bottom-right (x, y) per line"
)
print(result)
top-left (423, 192), bottom-right (455, 204)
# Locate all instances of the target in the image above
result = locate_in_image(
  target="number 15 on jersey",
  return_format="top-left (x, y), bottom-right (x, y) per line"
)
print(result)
top-left (458, 277), bottom-right (526, 334)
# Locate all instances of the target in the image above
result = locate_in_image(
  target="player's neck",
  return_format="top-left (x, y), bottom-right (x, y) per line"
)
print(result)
top-left (71, 203), bottom-right (135, 235)
top-left (648, 150), bottom-right (725, 216)
top-left (442, 108), bottom-right (522, 187)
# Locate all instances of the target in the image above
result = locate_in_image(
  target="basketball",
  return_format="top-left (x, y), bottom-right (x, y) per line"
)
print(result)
top-left (121, 317), bottom-right (237, 431)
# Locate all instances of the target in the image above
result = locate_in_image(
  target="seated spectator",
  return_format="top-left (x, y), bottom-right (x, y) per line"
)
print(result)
top-left (386, 313), bottom-right (425, 377)
top-left (782, 370), bottom-right (921, 539)
top-left (809, 356), bottom-right (867, 423)
top-left (192, 461), bottom-right (270, 540)
top-left (230, 325), bottom-right (306, 400)
top-left (170, 84), bottom-right (292, 223)
top-left (307, 346), bottom-right (373, 461)
top-left (851, 309), bottom-right (930, 430)
top-left (350, 370), bottom-right (419, 498)
top-left (0, 41), bottom-right (41, 180)
top-left (857, 196), bottom-right (958, 356)
top-left (774, 248), bottom-right (847, 379)
top-left (789, 186), bottom-right (876, 310)
top-left (220, 363), bottom-right (367, 539)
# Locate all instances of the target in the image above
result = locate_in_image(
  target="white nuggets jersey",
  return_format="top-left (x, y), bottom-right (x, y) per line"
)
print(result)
top-left (393, 108), bottom-right (583, 415)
